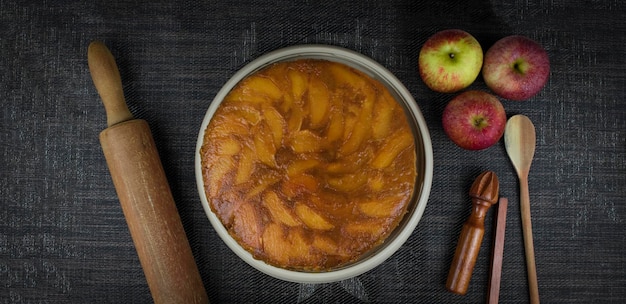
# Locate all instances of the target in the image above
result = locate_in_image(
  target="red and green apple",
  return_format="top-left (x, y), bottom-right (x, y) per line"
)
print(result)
top-left (418, 29), bottom-right (483, 93)
top-left (442, 90), bottom-right (506, 150)
top-left (482, 35), bottom-right (550, 101)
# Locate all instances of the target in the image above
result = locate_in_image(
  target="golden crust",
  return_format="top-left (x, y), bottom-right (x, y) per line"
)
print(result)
top-left (201, 59), bottom-right (417, 271)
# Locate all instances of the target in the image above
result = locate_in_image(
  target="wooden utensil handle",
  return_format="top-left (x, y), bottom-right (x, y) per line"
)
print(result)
top-left (520, 175), bottom-right (539, 304)
top-left (446, 215), bottom-right (486, 295)
top-left (100, 120), bottom-right (208, 304)
top-left (88, 41), bottom-right (133, 127)
top-left (487, 197), bottom-right (508, 304)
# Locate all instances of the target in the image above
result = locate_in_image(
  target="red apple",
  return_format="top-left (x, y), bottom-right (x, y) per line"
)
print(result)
top-left (482, 35), bottom-right (550, 101)
top-left (442, 90), bottom-right (506, 150)
top-left (418, 29), bottom-right (483, 93)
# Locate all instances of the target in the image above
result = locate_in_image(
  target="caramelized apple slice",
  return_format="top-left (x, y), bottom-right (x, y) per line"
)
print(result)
top-left (232, 202), bottom-right (262, 250)
top-left (325, 92), bottom-right (345, 144)
top-left (339, 117), bottom-right (370, 156)
top-left (262, 106), bottom-right (286, 147)
top-left (211, 191), bottom-right (243, 227)
top-left (263, 224), bottom-right (312, 267)
top-left (215, 137), bottom-right (241, 156)
top-left (325, 146), bottom-right (374, 174)
top-left (263, 191), bottom-right (300, 227)
top-left (295, 202), bottom-right (334, 230)
top-left (307, 76), bottom-right (330, 129)
top-left (262, 223), bottom-right (290, 266)
top-left (205, 156), bottom-right (234, 197)
top-left (372, 90), bottom-right (396, 140)
top-left (253, 122), bottom-right (277, 167)
top-left (281, 173), bottom-right (319, 199)
top-left (343, 219), bottom-right (389, 240)
top-left (371, 132), bottom-right (414, 169)
top-left (328, 63), bottom-right (367, 90)
top-left (286, 228), bottom-right (310, 261)
top-left (368, 171), bottom-right (386, 191)
top-left (312, 235), bottom-right (350, 258)
top-left (289, 130), bottom-right (324, 153)
top-left (326, 173), bottom-right (368, 193)
top-left (288, 68), bottom-right (308, 103)
top-left (234, 145), bottom-right (255, 185)
top-left (325, 161), bottom-right (359, 174)
top-left (208, 113), bottom-right (250, 138)
top-left (342, 104), bottom-right (360, 143)
top-left (287, 101), bottom-right (305, 133)
top-left (222, 105), bottom-right (262, 126)
top-left (358, 195), bottom-right (405, 218)
top-left (224, 85), bottom-right (269, 104)
top-left (280, 92), bottom-right (295, 114)
top-left (242, 75), bottom-right (283, 102)
top-left (286, 158), bottom-right (320, 177)
top-left (339, 89), bottom-right (376, 156)
top-left (263, 61), bottom-right (290, 91)
top-left (245, 172), bottom-right (281, 199)
top-left (312, 235), bottom-right (337, 254)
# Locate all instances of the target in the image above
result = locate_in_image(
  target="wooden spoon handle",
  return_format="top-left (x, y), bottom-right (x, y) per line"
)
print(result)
top-left (520, 175), bottom-right (539, 304)
top-left (88, 41), bottom-right (133, 127)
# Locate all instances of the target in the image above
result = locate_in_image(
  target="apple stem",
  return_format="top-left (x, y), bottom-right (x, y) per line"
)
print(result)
top-left (513, 60), bottom-right (528, 74)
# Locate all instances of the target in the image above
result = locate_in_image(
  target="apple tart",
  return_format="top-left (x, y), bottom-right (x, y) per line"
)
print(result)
top-left (200, 59), bottom-right (417, 271)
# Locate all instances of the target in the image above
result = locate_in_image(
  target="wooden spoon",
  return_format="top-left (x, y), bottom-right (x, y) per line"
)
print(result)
top-left (504, 114), bottom-right (539, 304)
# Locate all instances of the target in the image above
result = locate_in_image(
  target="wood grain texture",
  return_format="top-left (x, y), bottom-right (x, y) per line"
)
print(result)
top-left (90, 40), bottom-right (208, 303)
top-left (87, 41), bottom-right (133, 127)
top-left (100, 120), bottom-right (208, 304)
top-left (446, 171), bottom-right (499, 295)
top-left (487, 197), bottom-right (508, 304)
top-left (505, 115), bottom-right (539, 304)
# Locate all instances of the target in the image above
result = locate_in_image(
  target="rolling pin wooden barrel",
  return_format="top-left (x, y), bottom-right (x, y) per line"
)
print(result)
top-left (446, 171), bottom-right (500, 295)
top-left (88, 41), bottom-right (209, 304)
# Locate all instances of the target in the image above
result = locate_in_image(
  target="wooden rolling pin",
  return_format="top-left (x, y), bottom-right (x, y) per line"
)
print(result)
top-left (88, 41), bottom-right (209, 304)
top-left (446, 171), bottom-right (500, 295)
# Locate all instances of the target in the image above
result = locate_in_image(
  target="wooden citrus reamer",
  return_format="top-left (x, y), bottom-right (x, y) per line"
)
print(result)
top-left (88, 41), bottom-right (208, 304)
top-left (446, 171), bottom-right (499, 295)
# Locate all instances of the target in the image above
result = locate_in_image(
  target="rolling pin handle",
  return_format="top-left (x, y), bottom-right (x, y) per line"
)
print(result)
top-left (88, 41), bottom-right (134, 127)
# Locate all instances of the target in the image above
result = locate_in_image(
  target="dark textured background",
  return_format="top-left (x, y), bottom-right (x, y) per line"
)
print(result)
top-left (1, 0), bottom-right (625, 303)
